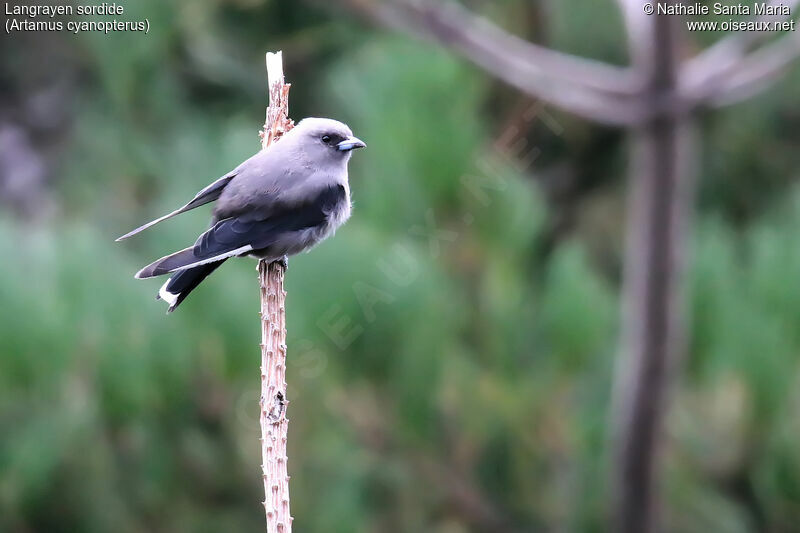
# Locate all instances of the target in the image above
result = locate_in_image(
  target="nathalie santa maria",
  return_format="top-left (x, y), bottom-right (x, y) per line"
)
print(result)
top-left (658, 2), bottom-right (791, 15)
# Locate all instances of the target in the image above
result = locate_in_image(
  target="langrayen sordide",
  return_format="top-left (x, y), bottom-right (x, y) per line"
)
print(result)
top-left (117, 118), bottom-right (366, 312)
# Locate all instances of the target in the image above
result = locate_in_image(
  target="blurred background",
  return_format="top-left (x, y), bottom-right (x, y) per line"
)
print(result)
top-left (2, 1), bottom-right (800, 532)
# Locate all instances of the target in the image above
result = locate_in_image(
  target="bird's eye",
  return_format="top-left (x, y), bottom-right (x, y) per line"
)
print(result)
top-left (321, 135), bottom-right (331, 144)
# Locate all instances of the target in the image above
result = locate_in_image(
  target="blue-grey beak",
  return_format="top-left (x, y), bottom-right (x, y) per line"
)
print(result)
top-left (337, 137), bottom-right (366, 152)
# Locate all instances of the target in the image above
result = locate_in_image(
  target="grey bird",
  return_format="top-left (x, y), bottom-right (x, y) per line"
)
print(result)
top-left (117, 117), bottom-right (366, 312)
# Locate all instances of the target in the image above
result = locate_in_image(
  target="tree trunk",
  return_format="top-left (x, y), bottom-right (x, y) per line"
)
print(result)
top-left (611, 11), bottom-right (696, 533)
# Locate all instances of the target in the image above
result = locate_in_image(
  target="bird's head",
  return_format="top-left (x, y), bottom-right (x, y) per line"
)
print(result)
top-left (291, 117), bottom-right (366, 165)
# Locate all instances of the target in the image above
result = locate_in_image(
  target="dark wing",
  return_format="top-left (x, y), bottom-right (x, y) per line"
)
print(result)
top-left (116, 172), bottom-right (237, 241)
top-left (135, 184), bottom-right (345, 278)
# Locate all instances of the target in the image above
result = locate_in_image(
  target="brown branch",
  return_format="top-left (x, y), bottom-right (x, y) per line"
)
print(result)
top-left (259, 51), bottom-right (295, 533)
top-left (328, 2), bottom-right (797, 532)
top-left (614, 0), bottom-right (652, 65)
top-left (610, 9), bottom-right (695, 533)
top-left (682, 0), bottom-right (800, 103)
top-left (342, 0), bottom-right (645, 125)
top-left (688, 0), bottom-right (798, 65)
top-left (696, 29), bottom-right (800, 106)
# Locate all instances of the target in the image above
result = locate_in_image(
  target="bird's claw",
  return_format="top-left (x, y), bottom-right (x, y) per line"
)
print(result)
top-left (274, 255), bottom-right (289, 270)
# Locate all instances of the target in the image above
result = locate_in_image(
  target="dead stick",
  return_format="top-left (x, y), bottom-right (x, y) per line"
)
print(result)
top-left (258, 50), bottom-right (295, 533)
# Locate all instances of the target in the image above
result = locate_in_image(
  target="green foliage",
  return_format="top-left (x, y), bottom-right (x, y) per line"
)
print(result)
top-left (2, 2), bottom-right (800, 532)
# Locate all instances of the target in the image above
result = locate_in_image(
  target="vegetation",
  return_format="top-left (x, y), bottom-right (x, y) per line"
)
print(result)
top-left (1, 1), bottom-right (799, 531)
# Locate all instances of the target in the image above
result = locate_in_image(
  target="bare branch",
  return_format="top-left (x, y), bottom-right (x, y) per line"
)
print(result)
top-left (696, 29), bottom-right (800, 106)
top-left (259, 51), bottom-right (294, 533)
top-left (614, 0), bottom-right (653, 65)
top-left (683, 0), bottom-right (800, 102)
top-left (686, 0), bottom-right (797, 71)
top-left (344, 0), bottom-right (645, 125)
top-left (611, 7), bottom-right (695, 533)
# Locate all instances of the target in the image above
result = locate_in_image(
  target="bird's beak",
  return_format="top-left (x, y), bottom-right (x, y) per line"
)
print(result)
top-left (337, 137), bottom-right (366, 152)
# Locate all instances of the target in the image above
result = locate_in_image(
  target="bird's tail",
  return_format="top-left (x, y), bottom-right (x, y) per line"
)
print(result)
top-left (157, 260), bottom-right (227, 313)
top-left (135, 246), bottom-right (201, 279)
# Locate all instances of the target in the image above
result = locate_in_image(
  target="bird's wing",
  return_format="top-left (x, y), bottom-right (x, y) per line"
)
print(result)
top-left (134, 184), bottom-right (345, 278)
top-left (116, 171), bottom-right (238, 241)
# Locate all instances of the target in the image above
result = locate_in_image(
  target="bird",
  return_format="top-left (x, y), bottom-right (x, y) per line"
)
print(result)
top-left (117, 117), bottom-right (366, 312)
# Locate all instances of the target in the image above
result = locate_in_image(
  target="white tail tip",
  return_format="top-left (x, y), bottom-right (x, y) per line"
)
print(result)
top-left (158, 279), bottom-right (179, 308)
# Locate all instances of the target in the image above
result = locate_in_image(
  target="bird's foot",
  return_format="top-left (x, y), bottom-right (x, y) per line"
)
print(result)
top-left (273, 255), bottom-right (289, 271)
